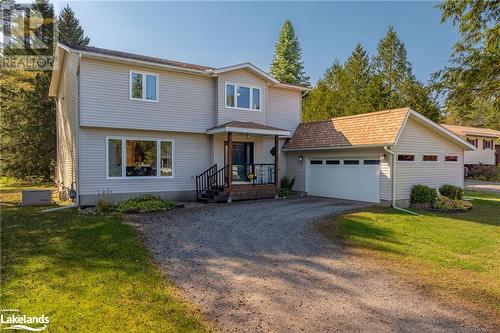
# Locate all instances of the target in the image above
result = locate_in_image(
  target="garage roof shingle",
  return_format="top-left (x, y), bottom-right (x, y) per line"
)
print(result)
top-left (283, 108), bottom-right (410, 150)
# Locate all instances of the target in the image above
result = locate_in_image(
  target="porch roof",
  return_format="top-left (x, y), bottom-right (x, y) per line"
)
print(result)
top-left (207, 121), bottom-right (291, 136)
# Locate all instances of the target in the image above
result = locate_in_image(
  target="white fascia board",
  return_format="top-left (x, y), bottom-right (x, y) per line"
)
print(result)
top-left (215, 63), bottom-right (279, 84)
top-left (207, 126), bottom-right (290, 137)
top-left (282, 143), bottom-right (391, 152)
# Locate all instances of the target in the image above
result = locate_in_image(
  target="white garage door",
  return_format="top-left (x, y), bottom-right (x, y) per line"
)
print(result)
top-left (307, 158), bottom-right (380, 203)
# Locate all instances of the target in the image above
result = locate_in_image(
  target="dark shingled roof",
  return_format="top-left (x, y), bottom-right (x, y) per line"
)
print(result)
top-left (208, 121), bottom-right (288, 132)
top-left (64, 43), bottom-right (215, 72)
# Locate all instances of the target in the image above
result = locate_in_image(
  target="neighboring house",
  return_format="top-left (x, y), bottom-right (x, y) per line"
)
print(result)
top-left (283, 108), bottom-right (475, 207)
top-left (441, 124), bottom-right (500, 166)
top-left (50, 44), bottom-right (474, 207)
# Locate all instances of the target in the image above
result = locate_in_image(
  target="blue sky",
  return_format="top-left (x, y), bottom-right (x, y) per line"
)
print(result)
top-left (59, 1), bottom-right (459, 85)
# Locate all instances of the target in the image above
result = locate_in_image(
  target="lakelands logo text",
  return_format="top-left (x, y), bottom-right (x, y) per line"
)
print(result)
top-left (0, 309), bottom-right (49, 332)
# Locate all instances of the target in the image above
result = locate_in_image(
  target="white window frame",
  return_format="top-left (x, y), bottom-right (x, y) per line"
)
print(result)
top-left (129, 70), bottom-right (159, 102)
top-left (106, 136), bottom-right (175, 179)
top-left (224, 82), bottom-right (262, 111)
top-left (444, 154), bottom-right (459, 163)
top-left (396, 153), bottom-right (415, 163)
top-left (422, 154), bottom-right (439, 163)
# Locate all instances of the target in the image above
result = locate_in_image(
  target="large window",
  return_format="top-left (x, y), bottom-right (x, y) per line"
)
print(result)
top-left (107, 137), bottom-right (174, 178)
top-left (130, 71), bottom-right (158, 101)
top-left (225, 83), bottom-right (261, 110)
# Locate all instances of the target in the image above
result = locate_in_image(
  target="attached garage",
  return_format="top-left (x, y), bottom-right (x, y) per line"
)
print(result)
top-left (283, 108), bottom-right (475, 207)
top-left (307, 158), bottom-right (381, 203)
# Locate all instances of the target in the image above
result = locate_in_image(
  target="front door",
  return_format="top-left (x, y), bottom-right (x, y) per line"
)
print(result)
top-left (226, 142), bottom-right (254, 181)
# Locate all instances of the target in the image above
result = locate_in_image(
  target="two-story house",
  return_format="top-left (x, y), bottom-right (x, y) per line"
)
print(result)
top-left (441, 124), bottom-right (500, 166)
top-left (49, 43), bottom-right (305, 205)
top-left (50, 43), bottom-right (474, 207)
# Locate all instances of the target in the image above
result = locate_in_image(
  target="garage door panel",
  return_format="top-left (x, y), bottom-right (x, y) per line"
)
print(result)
top-left (308, 159), bottom-right (380, 203)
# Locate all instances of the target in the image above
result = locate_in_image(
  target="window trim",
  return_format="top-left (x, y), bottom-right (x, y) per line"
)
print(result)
top-left (106, 136), bottom-right (175, 179)
top-left (224, 82), bottom-right (262, 111)
top-left (422, 154), bottom-right (438, 163)
top-left (444, 155), bottom-right (459, 163)
top-left (397, 154), bottom-right (415, 162)
top-left (129, 70), bottom-right (159, 102)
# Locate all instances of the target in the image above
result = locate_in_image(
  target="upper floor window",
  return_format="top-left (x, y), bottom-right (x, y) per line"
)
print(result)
top-left (483, 139), bottom-right (493, 150)
top-left (397, 154), bottom-right (415, 161)
top-left (225, 83), bottom-right (261, 110)
top-left (130, 71), bottom-right (158, 102)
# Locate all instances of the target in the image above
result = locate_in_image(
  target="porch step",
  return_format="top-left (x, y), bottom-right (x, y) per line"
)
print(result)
top-left (198, 186), bottom-right (228, 203)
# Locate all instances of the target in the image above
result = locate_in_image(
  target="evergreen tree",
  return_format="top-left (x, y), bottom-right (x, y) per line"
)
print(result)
top-left (0, 0), bottom-right (56, 181)
top-left (270, 20), bottom-right (310, 86)
top-left (58, 4), bottom-right (90, 46)
top-left (372, 26), bottom-right (412, 108)
top-left (433, 0), bottom-right (499, 129)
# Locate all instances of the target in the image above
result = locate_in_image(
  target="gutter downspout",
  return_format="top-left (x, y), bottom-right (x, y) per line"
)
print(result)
top-left (384, 146), bottom-right (421, 216)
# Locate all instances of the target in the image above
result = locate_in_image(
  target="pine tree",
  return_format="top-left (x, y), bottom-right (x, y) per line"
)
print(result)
top-left (0, 0), bottom-right (56, 181)
top-left (58, 4), bottom-right (90, 46)
top-left (372, 26), bottom-right (412, 108)
top-left (433, 0), bottom-right (499, 129)
top-left (270, 20), bottom-right (310, 86)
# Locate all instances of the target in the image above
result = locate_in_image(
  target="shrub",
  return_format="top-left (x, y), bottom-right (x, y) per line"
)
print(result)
top-left (410, 185), bottom-right (437, 206)
top-left (439, 184), bottom-right (463, 200)
top-left (280, 176), bottom-right (295, 190)
top-left (433, 196), bottom-right (472, 211)
top-left (115, 195), bottom-right (175, 213)
top-left (278, 188), bottom-right (293, 198)
top-left (96, 189), bottom-right (114, 213)
top-left (467, 163), bottom-right (496, 181)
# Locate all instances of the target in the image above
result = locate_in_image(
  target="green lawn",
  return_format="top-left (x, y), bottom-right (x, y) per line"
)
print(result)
top-left (0, 178), bottom-right (212, 332)
top-left (318, 191), bottom-right (500, 319)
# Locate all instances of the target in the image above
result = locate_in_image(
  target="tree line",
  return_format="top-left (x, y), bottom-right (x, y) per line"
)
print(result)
top-left (0, 1), bottom-right (90, 181)
top-left (0, 0), bottom-right (497, 181)
top-left (270, 1), bottom-right (498, 128)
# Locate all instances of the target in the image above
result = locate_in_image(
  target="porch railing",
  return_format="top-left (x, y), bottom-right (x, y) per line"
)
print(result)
top-left (195, 164), bottom-right (217, 200)
top-left (208, 164), bottom-right (228, 189)
top-left (231, 164), bottom-right (275, 185)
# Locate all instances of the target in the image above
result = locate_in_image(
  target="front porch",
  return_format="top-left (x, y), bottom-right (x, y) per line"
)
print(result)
top-left (196, 121), bottom-right (290, 202)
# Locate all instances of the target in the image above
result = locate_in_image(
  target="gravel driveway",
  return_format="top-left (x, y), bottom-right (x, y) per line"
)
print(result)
top-left (127, 197), bottom-right (489, 332)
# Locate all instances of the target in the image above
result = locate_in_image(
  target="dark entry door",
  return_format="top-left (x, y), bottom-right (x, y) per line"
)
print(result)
top-left (227, 142), bottom-right (253, 181)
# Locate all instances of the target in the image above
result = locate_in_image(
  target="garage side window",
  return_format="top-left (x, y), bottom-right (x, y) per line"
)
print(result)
top-left (445, 155), bottom-right (458, 162)
top-left (423, 155), bottom-right (438, 162)
top-left (397, 154), bottom-right (414, 161)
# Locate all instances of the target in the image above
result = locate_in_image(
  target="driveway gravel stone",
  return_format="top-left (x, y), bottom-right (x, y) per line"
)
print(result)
top-left (126, 197), bottom-right (490, 332)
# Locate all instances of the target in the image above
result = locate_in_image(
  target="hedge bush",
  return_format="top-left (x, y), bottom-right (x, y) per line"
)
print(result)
top-left (439, 184), bottom-right (463, 200)
top-left (410, 185), bottom-right (437, 205)
top-left (433, 196), bottom-right (472, 210)
top-left (115, 195), bottom-right (176, 213)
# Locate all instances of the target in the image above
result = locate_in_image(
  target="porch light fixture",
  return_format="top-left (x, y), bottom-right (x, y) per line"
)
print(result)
top-left (298, 155), bottom-right (303, 161)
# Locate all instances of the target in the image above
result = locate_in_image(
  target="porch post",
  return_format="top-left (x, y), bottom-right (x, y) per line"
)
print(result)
top-left (274, 135), bottom-right (279, 197)
top-left (227, 132), bottom-right (233, 203)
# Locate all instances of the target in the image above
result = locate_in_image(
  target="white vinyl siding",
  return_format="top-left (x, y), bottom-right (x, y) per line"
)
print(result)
top-left (56, 52), bottom-right (80, 197)
top-left (393, 117), bottom-right (464, 200)
top-left (463, 136), bottom-right (496, 165)
top-left (267, 86), bottom-right (302, 132)
top-left (80, 58), bottom-right (216, 133)
top-left (78, 128), bottom-right (212, 195)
